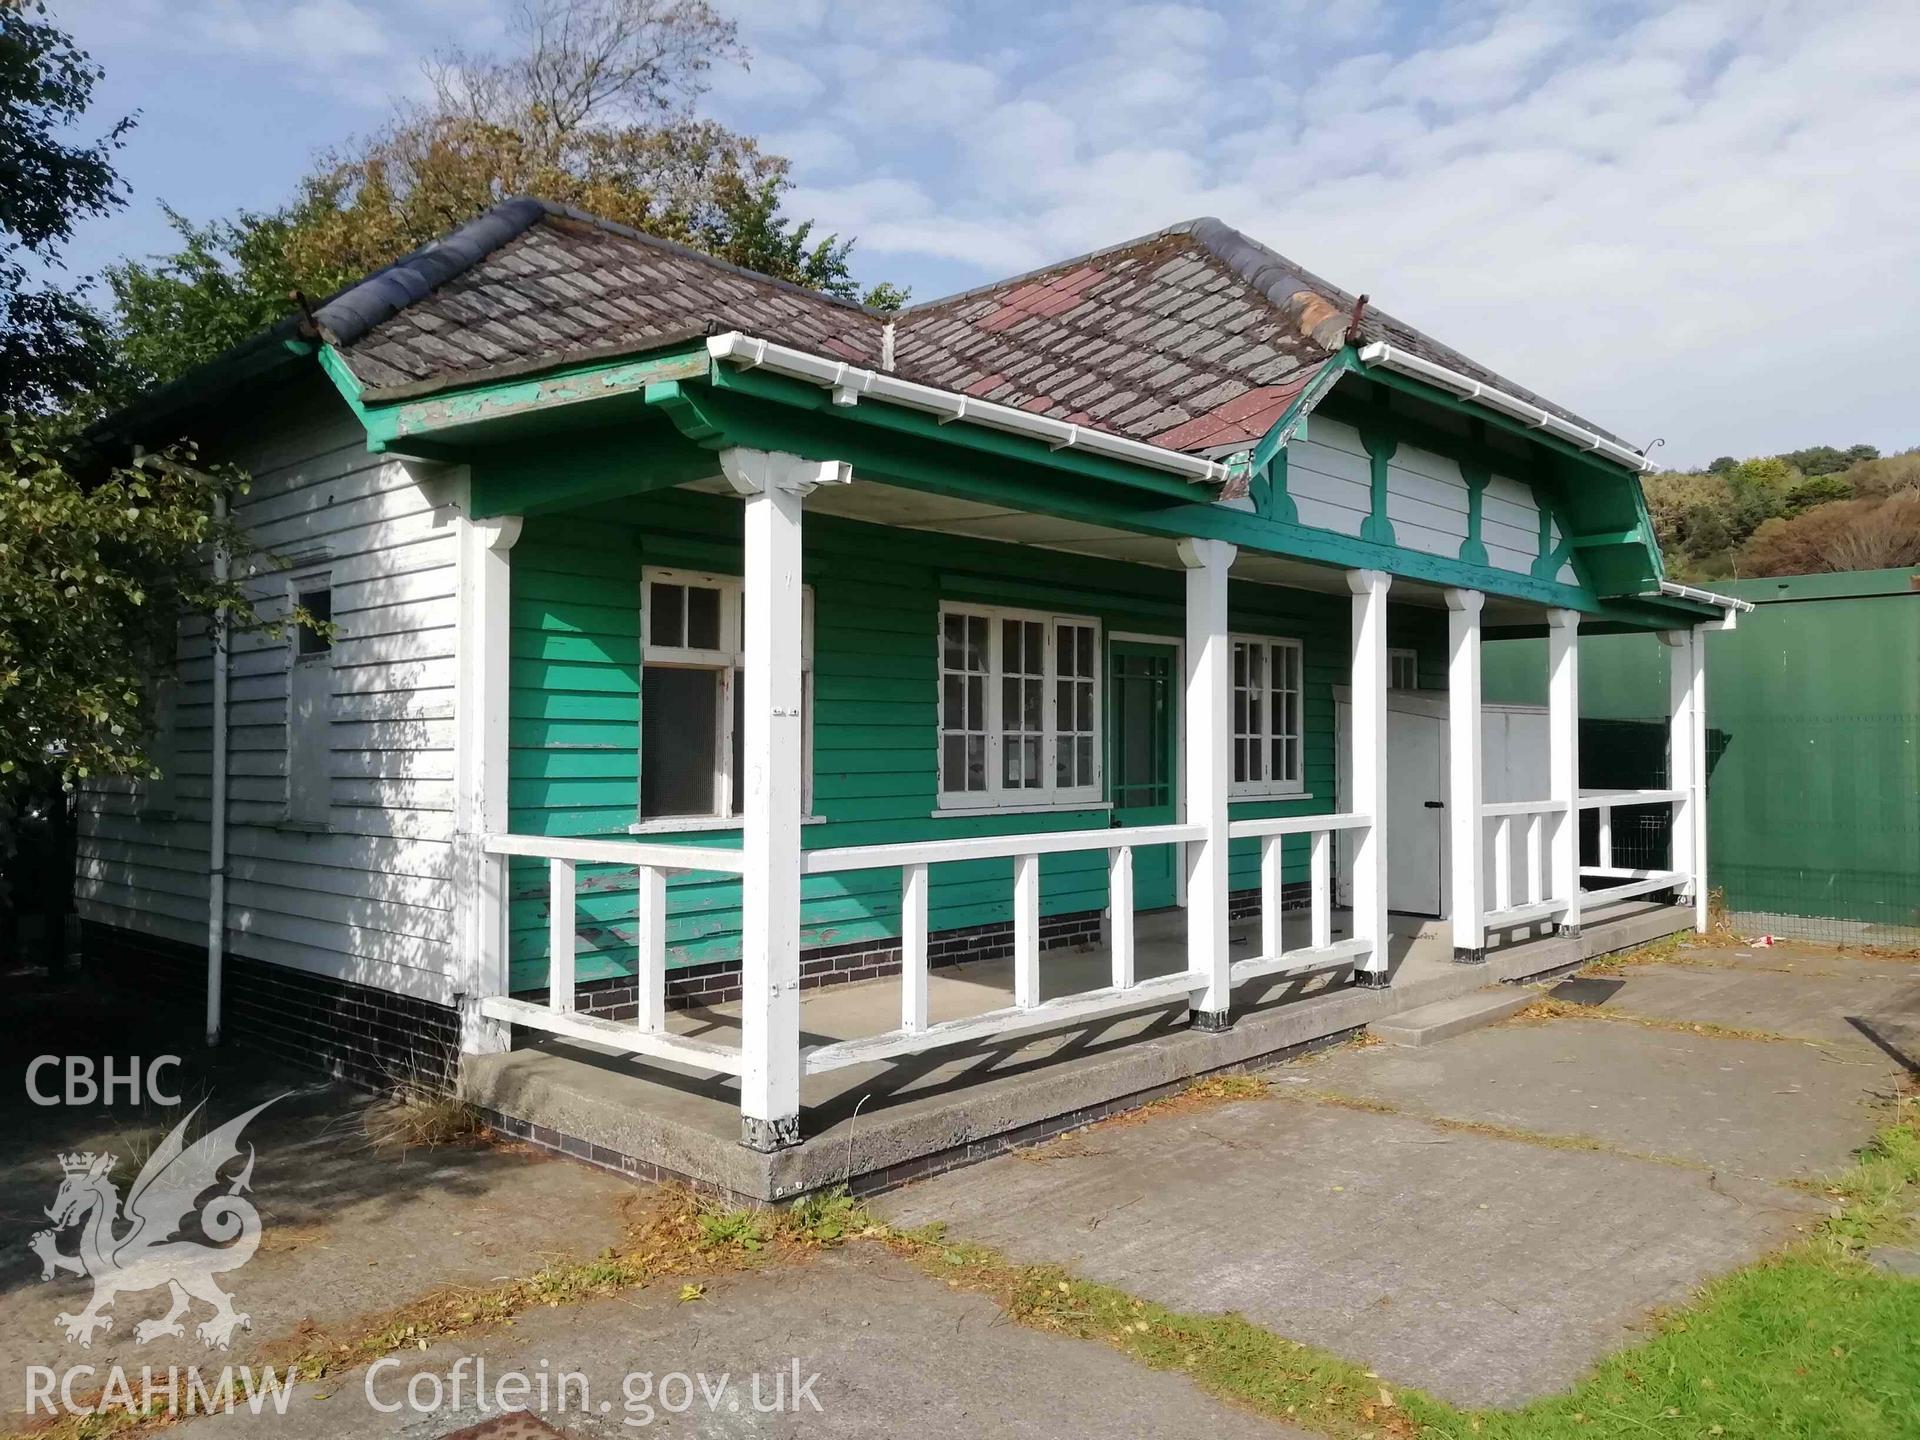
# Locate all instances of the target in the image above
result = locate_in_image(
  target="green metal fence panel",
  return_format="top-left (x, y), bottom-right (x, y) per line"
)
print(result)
top-left (1487, 568), bottom-right (1920, 944)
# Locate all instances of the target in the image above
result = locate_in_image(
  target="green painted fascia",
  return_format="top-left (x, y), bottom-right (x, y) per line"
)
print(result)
top-left (322, 330), bottom-right (1682, 624)
top-left (320, 340), bottom-right (714, 452)
top-left (648, 378), bottom-right (1618, 613)
top-left (317, 344), bottom-right (384, 446)
top-left (390, 347), bottom-right (712, 440)
top-left (705, 362), bottom-right (1208, 505)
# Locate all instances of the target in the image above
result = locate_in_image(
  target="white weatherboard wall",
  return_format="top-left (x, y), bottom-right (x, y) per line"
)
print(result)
top-left (76, 381), bottom-right (461, 1003)
top-left (1289, 418), bottom-right (1574, 583)
top-left (1288, 418), bottom-right (1373, 537)
top-left (1383, 441), bottom-right (1470, 558)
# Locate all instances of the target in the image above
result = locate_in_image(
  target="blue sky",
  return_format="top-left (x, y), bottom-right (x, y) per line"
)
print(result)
top-left (50, 0), bottom-right (1920, 467)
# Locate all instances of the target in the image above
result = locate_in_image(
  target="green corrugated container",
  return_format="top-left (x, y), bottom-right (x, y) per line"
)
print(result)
top-left (1486, 568), bottom-right (1920, 941)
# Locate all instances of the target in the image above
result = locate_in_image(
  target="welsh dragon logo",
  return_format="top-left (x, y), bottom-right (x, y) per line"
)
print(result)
top-left (29, 1098), bottom-right (279, 1349)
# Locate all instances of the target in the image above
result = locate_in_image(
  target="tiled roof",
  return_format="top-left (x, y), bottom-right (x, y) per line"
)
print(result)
top-left (322, 201), bottom-right (1632, 453)
top-left (895, 218), bottom-right (1628, 449)
top-left (326, 201), bottom-right (881, 395)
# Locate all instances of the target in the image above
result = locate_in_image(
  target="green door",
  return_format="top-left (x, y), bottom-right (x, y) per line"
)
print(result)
top-left (1108, 639), bottom-right (1180, 911)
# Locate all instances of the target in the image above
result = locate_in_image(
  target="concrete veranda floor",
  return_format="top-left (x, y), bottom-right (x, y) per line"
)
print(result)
top-left (464, 899), bottom-right (1688, 1197)
top-left (7, 934), bottom-right (1913, 1436)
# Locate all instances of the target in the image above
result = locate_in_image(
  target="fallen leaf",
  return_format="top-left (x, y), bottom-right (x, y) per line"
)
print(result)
top-left (679, 1283), bottom-right (705, 1303)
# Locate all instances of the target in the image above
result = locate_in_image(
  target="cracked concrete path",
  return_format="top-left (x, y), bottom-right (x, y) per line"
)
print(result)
top-left (878, 938), bottom-right (1913, 1408)
top-left (1297, 1011), bottom-right (1892, 1180)
top-left (168, 1247), bottom-right (1309, 1439)
top-left (1580, 948), bottom-right (1920, 1062)
top-left (0, 987), bottom-right (637, 1422)
top-left (876, 1079), bottom-right (1824, 1408)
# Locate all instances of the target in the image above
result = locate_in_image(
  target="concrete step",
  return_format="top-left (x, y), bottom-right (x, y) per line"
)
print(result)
top-left (1370, 988), bottom-right (1533, 1047)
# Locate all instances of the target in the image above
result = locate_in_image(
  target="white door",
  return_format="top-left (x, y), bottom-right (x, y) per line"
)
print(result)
top-left (1387, 709), bottom-right (1445, 914)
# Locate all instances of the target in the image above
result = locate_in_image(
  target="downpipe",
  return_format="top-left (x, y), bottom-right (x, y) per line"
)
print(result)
top-left (206, 495), bottom-right (230, 1046)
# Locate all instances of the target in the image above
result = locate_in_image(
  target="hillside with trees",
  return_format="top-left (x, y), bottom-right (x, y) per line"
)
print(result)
top-left (1644, 444), bottom-right (1920, 581)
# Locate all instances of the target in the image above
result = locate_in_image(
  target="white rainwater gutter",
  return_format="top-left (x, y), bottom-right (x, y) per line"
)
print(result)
top-left (206, 496), bottom-right (230, 1046)
top-left (1356, 341), bottom-right (1656, 475)
top-left (706, 332), bottom-right (1229, 486)
top-left (1648, 579), bottom-right (1753, 614)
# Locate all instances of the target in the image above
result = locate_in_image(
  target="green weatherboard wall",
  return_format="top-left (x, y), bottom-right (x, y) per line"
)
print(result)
top-left (1484, 569), bottom-right (1920, 932)
top-left (504, 486), bottom-right (1446, 993)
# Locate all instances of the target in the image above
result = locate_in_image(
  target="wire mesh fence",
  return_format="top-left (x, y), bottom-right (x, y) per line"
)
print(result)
top-left (1579, 715), bottom-right (1920, 948)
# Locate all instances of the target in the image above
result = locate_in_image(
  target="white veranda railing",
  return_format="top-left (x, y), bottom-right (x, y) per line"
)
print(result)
top-left (477, 833), bottom-right (749, 1076)
top-left (1479, 797), bottom-right (1572, 929)
top-left (1578, 788), bottom-right (1692, 906)
top-left (1224, 813), bottom-right (1375, 982)
top-left (795, 823), bottom-right (1205, 1074)
top-left (480, 811), bottom-right (1375, 1083)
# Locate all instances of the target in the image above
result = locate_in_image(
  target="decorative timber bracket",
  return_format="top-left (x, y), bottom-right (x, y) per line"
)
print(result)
top-left (718, 448), bottom-right (854, 499)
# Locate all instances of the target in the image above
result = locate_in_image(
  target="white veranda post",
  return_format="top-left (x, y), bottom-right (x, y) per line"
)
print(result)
top-left (1665, 625), bottom-right (1710, 933)
top-left (1445, 588), bottom-right (1485, 963)
top-left (722, 448), bottom-right (851, 1150)
top-left (1178, 537), bottom-right (1236, 1028)
top-left (1547, 608), bottom-right (1582, 935)
top-left (1349, 570), bottom-right (1391, 986)
top-left (456, 504), bottom-right (523, 1056)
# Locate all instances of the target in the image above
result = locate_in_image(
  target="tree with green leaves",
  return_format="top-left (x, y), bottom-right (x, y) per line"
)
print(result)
top-left (0, 0), bottom-right (131, 414)
top-left (0, 432), bottom-right (300, 789)
top-left (0, 7), bottom-right (308, 806)
top-left (108, 0), bottom-right (905, 394)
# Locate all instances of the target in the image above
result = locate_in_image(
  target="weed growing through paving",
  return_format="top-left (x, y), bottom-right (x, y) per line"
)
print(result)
top-left (1516, 995), bottom-right (1808, 1046)
top-left (362, 1080), bottom-right (486, 1151)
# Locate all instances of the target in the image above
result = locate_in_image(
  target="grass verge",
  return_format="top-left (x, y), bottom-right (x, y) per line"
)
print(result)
top-left (882, 1089), bottom-right (1920, 1440)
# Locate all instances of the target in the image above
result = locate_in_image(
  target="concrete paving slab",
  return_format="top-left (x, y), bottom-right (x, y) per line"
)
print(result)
top-left (875, 1094), bottom-right (1820, 1409)
top-left (168, 1248), bottom-right (1307, 1438)
top-left (1663, 942), bottom-right (1920, 987)
top-left (1371, 989), bottom-right (1532, 1046)
top-left (1299, 1013), bottom-right (1895, 1180)
top-left (1599, 962), bottom-right (1920, 1062)
top-left (1, 996), bottom-right (635, 1421)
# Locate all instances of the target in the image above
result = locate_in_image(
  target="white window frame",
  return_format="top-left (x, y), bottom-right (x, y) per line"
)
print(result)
top-left (937, 601), bottom-right (1103, 812)
top-left (1230, 634), bottom-right (1305, 799)
top-left (285, 566), bottom-right (335, 827)
top-left (636, 567), bottom-right (812, 827)
top-left (1389, 647), bottom-right (1420, 691)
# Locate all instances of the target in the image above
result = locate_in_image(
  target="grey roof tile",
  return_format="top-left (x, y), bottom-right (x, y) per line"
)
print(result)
top-left (326, 201), bottom-right (1635, 455)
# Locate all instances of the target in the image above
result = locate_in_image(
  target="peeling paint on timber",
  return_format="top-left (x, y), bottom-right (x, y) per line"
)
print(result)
top-left (391, 349), bottom-right (712, 436)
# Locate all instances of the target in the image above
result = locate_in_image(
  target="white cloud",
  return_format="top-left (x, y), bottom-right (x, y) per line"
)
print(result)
top-left (710, 51), bottom-right (825, 108)
top-left (70, 0), bottom-right (459, 108)
top-left (730, 0), bottom-right (1920, 462)
top-left (763, 123), bottom-right (860, 175)
top-left (841, 56), bottom-right (999, 131)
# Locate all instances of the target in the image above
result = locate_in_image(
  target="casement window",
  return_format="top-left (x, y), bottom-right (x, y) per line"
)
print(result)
top-left (1389, 647), bottom-right (1420, 691)
top-left (1230, 635), bottom-right (1303, 797)
top-left (938, 603), bottom-right (1101, 810)
top-left (639, 569), bottom-right (812, 824)
top-left (286, 571), bottom-right (334, 826)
